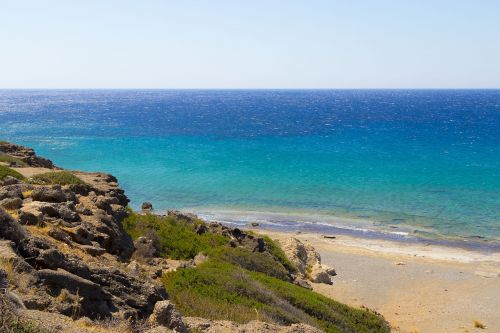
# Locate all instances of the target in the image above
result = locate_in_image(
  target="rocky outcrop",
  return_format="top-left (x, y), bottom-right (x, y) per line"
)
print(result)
top-left (277, 237), bottom-right (335, 285)
top-left (0, 141), bottom-right (56, 168)
top-left (0, 144), bottom-right (167, 322)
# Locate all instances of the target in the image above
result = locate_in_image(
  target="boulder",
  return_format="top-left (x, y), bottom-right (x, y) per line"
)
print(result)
top-left (149, 300), bottom-right (188, 333)
top-left (277, 237), bottom-right (333, 285)
top-left (0, 197), bottom-right (23, 210)
top-left (1, 176), bottom-right (21, 186)
top-left (142, 202), bottom-right (153, 211)
top-left (32, 185), bottom-right (66, 203)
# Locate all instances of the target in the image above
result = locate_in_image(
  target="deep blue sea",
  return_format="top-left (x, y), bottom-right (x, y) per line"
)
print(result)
top-left (1, 90), bottom-right (499, 246)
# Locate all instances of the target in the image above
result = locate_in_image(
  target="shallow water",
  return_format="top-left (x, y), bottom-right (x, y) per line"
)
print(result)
top-left (1, 89), bottom-right (499, 243)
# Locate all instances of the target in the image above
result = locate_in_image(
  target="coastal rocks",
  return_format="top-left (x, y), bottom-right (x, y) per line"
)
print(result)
top-left (277, 237), bottom-right (333, 285)
top-left (149, 300), bottom-right (188, 333)
top-left (142, 201), bottom-right (153, 212)
top-left (0, 142), bottom-right (55, 169)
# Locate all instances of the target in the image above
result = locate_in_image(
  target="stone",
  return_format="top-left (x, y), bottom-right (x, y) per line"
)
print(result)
top-left (142, 202), bottom-right (153, 211)
top-left (149, 300), bottom-right (187, 333)
top-left (80, 245), bottom-right (106, 256)
top-left (0, 197), bottom-right (23, 210)
top-left (1, 176), bottom-right (21, 186)
top-left (47, 228), bottom-right (73, 245)
top-left (31, 185), bottom-right (67, 203)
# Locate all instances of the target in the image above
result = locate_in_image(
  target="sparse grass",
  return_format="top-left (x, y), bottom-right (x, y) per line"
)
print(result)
top-left (0, 165), bottom-right (25, 181)
top-left (29, 171), bottom-right (85, 186)
top-left (123, 212), bottom-right (228, 260)
top-left (0, 154), bottom-right (28, 167)
top-left (474, 320), bottom-right (486, 329)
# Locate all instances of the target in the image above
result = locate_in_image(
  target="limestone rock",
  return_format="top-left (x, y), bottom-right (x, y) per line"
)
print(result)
top-left (277, 237), bottom-right (333, 285)
top-left (149, 300), bottom-right (188, 333)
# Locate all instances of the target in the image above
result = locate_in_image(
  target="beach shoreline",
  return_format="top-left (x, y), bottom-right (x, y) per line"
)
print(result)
top-left (186, 208), bottom-right (500, 254)
top-left (257, 229), bottom-right (500, 333)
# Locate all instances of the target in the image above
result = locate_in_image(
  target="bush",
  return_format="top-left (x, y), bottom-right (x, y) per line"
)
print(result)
top-left (0, 166), bottom-right (25, 181)
top-left (210, 246), bottom-right (291, 281)
top-left (29, 171), bottom-right (85, 186)
top-left (123, 212), bottom-right (228, 260)
top-left (125, 211), bottom-right (390, 332)
top-left (163, 259), bottom-right (390, 333)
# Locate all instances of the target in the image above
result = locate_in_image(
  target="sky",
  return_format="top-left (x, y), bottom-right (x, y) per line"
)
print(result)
top-left (0, 0), bottom-right (499, 89)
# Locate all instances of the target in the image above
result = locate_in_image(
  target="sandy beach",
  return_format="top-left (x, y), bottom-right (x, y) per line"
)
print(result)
top-left (261, 230), bottom-right (500, 333)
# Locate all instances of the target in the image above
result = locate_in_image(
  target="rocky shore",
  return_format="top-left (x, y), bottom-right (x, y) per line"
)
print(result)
top-left (0, 142), bottom-right (356, 333)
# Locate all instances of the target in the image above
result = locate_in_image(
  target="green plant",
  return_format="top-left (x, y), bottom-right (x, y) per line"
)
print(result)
top-left (0, 165), bottom-right (25, 181)
top-left (123, 212), bottom-right (228, 260)
top-left (163, 259), bottom-right (389, 333)
top-left (29, 171), bottom-right (85, 186)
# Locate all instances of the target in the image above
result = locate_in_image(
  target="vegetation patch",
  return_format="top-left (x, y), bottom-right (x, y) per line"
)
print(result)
top-left (0, 165), bottom-right (25, 181)
top-left (0, 154), bottom-right (28, 167)
top-left (163, 259), bottom-right (389, 333)
top-left (126, 212), bottom-right (389, 332)
top-left (29, 171), bottom-right (85, 186)
top-left (123, 212), bottom-right (228, 260)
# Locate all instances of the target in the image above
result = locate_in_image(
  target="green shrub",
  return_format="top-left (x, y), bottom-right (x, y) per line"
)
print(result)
top-left (164, 259), bottom-right (390, 333)
top-left (209, 246), bottom-right (290, 281)
top-left (125, 211), bottom-right (389, 332)
top-left (0, 165), bottom-right (25, 181)
top-left (29, 171), bottom-right (85, 186)
top-left (0, 154), bottom-right (28, 167)
top-left (123, 212), bottom-right (228, 260)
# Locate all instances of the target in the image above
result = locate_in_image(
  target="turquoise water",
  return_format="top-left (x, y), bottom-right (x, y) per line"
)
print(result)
top-left (1, 90), bottom-right (499, 244)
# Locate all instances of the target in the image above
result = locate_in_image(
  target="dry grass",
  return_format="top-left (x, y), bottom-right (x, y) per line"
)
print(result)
top-left (21, 190), bottom-right (32, 198)
top-left (0, 258), bottom-right (15, 282)
top-left (474, 320), bottom-right (486, 329)
top-left (5, 209), bottom-right (19, 220)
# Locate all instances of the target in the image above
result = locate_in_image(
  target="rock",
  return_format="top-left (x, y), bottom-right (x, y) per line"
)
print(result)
top-left (1, 176), bottom-right (21, 186)
top-left (0, 197), bottom-right (23, 209)
top-left (39, 202), bottom-right (80, 222)
top-left (75, 203), bottom-right (93, 215)
top-left (35, 269), bottom-right (113, 318)
top-left (194, 253), bottom-right (208, 266)
top-left (149, 300), bottom-right (188, 333)
top-left (0, 207), bottom-right (27, 242)
top-left (18, 206), bottom-right (44, 225)
top-left (309, 267), bottom-right (332, 285)
top-left (0, 185), bottom-right (23, 201)
top-left (325, 267), bottom-right (337, 276)
top-left (127, 260), bottom-right (141, 275)
top-left (133, 235), bottom-right (160, 260)
top-left (32, 185), bottom-right (67, 203)
top-left (47, 228), bottom-right (73, 245)
top-left (277, 237), bottom-right (333, 285)
top-left (80, 245), bottom-right (106, 256)
top-left (142, 202), bottom-right (153, 211)
top-left (293, 278), bottom-right (313, 290)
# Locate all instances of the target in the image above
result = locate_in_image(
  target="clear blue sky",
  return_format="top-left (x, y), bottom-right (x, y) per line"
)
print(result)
top-left (1, 0), bottom-right (499, 88)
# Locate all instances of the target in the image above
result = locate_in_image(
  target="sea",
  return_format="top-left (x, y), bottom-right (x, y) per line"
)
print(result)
top-left (1, 90), bottom-right (499, 250)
